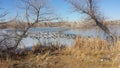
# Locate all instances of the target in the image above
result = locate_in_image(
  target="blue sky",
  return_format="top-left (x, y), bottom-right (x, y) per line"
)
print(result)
top-left (0, 0), bottom-right (120, 21)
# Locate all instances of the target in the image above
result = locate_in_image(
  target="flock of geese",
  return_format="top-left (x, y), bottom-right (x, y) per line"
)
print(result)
top-left (28, 31), bottom-right (77, 40)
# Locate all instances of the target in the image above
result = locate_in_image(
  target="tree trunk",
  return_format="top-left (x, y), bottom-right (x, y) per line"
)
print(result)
top-left (94, 19), bottom-right (116, 44)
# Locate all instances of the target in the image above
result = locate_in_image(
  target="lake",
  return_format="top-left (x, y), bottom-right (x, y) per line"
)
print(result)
top-left (0, 26), bottom-right (120, 47)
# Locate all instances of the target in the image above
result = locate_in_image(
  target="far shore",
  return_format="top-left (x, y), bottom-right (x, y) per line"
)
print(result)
top-left (0, 20), bottom-right (120, 29)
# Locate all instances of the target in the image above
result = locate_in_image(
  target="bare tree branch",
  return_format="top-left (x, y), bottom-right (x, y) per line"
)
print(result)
top-left (12, 0), bottom-right (56, 50)
top-left (0, 8), bottom-right (8, 21)
top-left (67, 0), bottom-right (116, 43)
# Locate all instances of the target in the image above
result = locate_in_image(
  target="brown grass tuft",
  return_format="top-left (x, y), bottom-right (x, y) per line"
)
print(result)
top-left (1, 37), bottom-right (120, 68)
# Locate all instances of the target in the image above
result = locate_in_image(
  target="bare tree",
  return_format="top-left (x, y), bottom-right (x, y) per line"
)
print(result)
top-left (67, 0), bottom-right (116, 42)
top-left (0, 0), bottom-right (56, 59)
top-left (0, 7), bottom-right (15, 59)
top-left (13, 0), bottom-right (55, 50)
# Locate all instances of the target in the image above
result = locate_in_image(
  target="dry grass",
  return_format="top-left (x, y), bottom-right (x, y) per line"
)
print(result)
top-left (0, 37), bottom-right (120, 68)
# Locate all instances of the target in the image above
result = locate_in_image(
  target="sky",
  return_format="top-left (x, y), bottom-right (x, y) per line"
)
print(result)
top-left (0, 0), bottom-right (120, 22)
